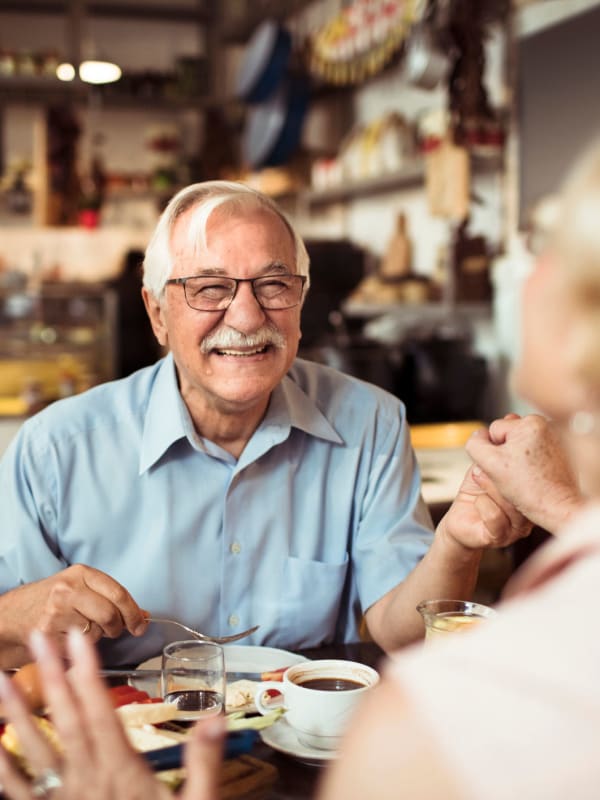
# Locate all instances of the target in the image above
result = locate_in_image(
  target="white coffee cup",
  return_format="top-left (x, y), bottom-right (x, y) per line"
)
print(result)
top-left (254, 659), bottom-right (379, 750)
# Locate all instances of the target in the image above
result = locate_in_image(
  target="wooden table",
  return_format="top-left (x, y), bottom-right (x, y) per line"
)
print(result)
top-left (247, 641), bottom-right (386, 800)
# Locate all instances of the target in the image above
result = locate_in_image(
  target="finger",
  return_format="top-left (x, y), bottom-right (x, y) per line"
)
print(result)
top-left (28, 630), bottom-right (95, 770)
top-left (465, 434), bottom-right (505, 474)
top-left (474, 493), bottom-right (513, 546)
top-left (181, 716), bottom-right (226, 800)
top-left (487, 417), bottom-right (515, 445)
top-left (38, 574), bottom-right (128, 641)
top-left (467, 427), bottom-right (492, 444)
top-left (474, 493), bottom-right (531, 545)
top-left (456, 465), bottom-right (489, 496)
top-left (65, 628), bottom-right (138, 771)
top-left (456, 468), bottom-right (530, 534)
top-left (473, 464), bottom-right (534, 535)
top-left (0, 671), bottom-right (59, 774)
top-left (81, 569), bottom-right (147, 636)
top-left (469, 467), bottom-right (532, 533)
top-left (0, 743), bottom-right (34, 800)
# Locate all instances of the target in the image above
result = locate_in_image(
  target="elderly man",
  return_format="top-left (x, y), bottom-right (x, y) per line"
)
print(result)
top-left (0, 182), bottom-right (531, 668)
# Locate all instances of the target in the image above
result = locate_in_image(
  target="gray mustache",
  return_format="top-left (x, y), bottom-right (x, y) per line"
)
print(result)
top-left (201, 325), bottom-right (286, 353)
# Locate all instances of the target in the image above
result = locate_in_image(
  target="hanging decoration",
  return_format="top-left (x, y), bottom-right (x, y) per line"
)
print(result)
top-left (308, 0), bottom-right (425, 86)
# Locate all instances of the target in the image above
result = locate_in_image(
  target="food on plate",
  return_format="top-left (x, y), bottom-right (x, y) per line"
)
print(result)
top-left (226, 679), bottom-right (263, 711)
top-left (256, 666), bottom-right (288, 681)
top-left (1, 716), bottom-right (61, 767)
top-left (6, 662), bottom-right (45, 712)
top-left (0, 685), bottom-right (179, 763)
top-left (227, 707), bottom-right (284, 731)
top-left (225, 672), bottom-right (284, 711)
top-left (116, 700), bottom-right (178, 727)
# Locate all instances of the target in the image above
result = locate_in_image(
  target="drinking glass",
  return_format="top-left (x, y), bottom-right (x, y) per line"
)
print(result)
top-left (417, 599), bottom-right (497, 643)
top-left (161, 640), bottom-right (225, 721)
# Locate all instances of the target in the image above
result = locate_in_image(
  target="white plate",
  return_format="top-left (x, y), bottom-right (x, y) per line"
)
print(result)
top-left (133, 645), bottom-right (309, 711)
top-left (260, 717), bottom-right (338, 766)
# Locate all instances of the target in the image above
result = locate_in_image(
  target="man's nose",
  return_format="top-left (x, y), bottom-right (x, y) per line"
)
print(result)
top-left (223, 281), bottom-right (266, 331)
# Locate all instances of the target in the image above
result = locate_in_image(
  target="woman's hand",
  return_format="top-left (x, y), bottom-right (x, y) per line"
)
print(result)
top-left (0, 629), bottom-right (225, 800)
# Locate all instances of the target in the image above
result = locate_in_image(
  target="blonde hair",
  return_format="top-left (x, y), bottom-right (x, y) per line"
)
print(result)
top-left (143, 181), bottom-right (310, 299)
top-left (552, 141), bottom-right (600, 392)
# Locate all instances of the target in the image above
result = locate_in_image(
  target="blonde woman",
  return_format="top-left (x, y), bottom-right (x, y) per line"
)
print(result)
top-left (320, 139), bottom-right (600, 800)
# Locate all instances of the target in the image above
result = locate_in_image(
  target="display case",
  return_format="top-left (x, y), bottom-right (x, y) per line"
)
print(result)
top-left (0, 281), bottom-right (117, 416)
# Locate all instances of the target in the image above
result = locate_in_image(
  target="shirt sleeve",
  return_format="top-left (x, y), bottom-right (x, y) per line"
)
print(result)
top-left (385, 544), bottom-right (600, 800)
top-left (352, 400), bottom-right (434, 614)
top-left (0, 421), bottom-right (65, 592)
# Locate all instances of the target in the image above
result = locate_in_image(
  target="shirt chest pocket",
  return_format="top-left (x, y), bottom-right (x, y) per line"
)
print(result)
top-left (269, 554), bottom-right (349, 649)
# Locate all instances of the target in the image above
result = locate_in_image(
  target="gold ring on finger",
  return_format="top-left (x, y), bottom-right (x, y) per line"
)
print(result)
top-left (81, 620), bottom-right (92, 635)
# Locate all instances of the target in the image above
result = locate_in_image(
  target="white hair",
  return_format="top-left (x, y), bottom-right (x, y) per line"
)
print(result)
top-left (142, 180), bottom-right (310, 299)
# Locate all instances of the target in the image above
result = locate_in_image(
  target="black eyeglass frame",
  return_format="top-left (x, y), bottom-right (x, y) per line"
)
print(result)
top-left (164, 273), bottom-right (307, 312)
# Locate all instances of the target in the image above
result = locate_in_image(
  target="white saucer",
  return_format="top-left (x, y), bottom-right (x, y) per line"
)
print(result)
top-left (260, 718), bottom-right (338, 766)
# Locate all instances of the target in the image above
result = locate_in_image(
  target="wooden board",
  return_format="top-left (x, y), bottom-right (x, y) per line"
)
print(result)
top-left (219, 755), bottom-right (278, 800)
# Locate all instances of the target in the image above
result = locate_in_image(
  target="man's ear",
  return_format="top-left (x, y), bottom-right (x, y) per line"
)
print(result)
top-left (142, 287), bottom-right (168, 348)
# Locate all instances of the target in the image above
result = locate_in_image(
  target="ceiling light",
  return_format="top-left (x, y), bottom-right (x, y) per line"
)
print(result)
top-left (56, 62), bottom-right (76, 81)
top-left (79, 60), bottom-right (122, 85)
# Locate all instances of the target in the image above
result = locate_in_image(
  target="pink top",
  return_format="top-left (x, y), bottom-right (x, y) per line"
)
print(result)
top-left (388, 503), bottom-right (600, 800)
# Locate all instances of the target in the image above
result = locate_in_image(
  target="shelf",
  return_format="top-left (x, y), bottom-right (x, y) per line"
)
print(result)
top-left (340, 300), bottom-right (492, 319)
top-left (298, 152), bottom-right (503, 208)
top-left (0, 76), bottom-right (213, 111)
top-left (0, 2), bottom-right (210, 23)
top-left (302, 163), bottom-right (425, 206)
top-left (0, 75), bottom-right (87, 106)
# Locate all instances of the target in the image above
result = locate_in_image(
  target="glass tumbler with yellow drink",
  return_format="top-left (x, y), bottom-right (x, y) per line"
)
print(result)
top-left (417, 599), bottom-right (497, 642)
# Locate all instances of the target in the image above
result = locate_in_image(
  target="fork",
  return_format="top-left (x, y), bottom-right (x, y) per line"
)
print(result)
top-left (145, 617), bottom-right (259, 644)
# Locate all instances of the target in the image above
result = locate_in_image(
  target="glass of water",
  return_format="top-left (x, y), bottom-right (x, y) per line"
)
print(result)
top-left (161, 640), bottom-right (225, 721)
top-left (417, 599), bottom-right (498, 643)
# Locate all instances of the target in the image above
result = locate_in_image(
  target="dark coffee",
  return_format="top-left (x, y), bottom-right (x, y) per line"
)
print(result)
top-left (296, 677), bottom-right (365, 692)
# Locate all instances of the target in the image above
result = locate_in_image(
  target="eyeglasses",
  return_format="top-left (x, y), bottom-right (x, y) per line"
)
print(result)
top-left (165, 273), bottom-right (307, 312)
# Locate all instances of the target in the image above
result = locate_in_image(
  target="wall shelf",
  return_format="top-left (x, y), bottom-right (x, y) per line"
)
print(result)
top-left (340, 299), bottom-right (492, 320)
top-left (0, 2), bottom-right (210, 23)
top-left (294, 152), bottom-right (504, 208)
top-left (0, 76), bottom-right (214, 111)
top-left (303, 163), bottom-right (425, 206)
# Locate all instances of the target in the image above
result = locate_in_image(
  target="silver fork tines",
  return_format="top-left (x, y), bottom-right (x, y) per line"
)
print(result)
top-left (146, 617), bottom-right (259, 644)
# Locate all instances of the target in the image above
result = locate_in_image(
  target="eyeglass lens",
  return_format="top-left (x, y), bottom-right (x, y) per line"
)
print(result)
top-left (183, 275), bottom-right (304, 311)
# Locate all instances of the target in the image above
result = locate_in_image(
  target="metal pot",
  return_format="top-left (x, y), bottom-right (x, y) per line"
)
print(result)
top-left (404, 24), bottom-right (451, 90)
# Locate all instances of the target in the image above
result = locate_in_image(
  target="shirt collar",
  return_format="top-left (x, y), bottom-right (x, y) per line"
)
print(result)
top-left (273, 374), bottom-right (343, 444)
top-left (139, 356), bottom-right (343, 473)
top-left (139, 353), bottom-right (188, 474)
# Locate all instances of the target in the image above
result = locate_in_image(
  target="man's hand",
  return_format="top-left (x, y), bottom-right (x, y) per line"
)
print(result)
top-left (438, 463), bottom-right (533, 551)
top-left (465, 414), bottom-right (584, 535)
top-left (364, 460), bottom-right (533, 652)
top-left (0, 565), bottom-right (148, 661)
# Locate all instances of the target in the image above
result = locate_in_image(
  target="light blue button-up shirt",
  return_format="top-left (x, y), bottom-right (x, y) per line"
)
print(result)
top-left (0, 355), bottom-right (433, 665)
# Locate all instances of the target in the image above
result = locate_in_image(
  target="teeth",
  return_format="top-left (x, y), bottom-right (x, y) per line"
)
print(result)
top-left (216, 347), bottom-right (266, 356)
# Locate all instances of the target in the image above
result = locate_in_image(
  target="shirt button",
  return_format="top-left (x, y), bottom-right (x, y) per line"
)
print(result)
top-left (230, 542), bottom-right (242, 555)
top-left (228, 614), bottom-right (240, 628)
